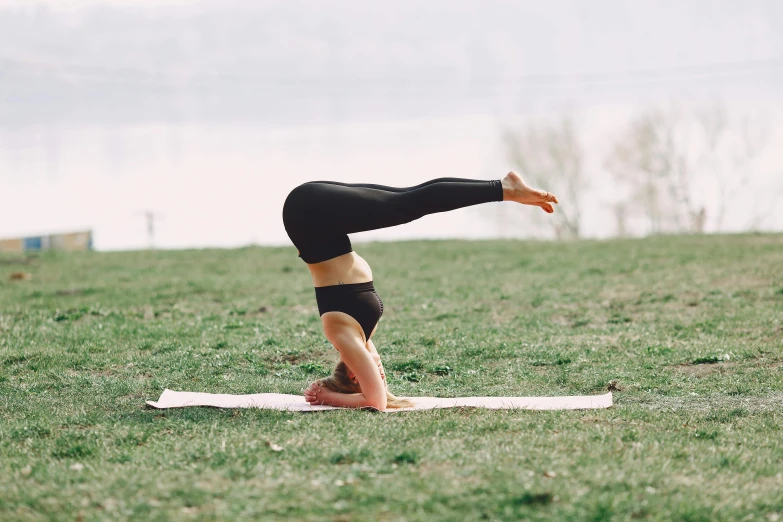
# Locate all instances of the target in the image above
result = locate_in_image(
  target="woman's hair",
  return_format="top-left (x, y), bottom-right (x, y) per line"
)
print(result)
top-left (320, 361), bottom-right (414, 409)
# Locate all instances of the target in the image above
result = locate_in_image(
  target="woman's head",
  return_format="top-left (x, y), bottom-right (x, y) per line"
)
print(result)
top-left (320, 360), bottom-right (414, 409)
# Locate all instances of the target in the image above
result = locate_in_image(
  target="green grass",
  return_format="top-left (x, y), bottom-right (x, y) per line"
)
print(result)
top-left (1, 233), bottom-right (782, 521)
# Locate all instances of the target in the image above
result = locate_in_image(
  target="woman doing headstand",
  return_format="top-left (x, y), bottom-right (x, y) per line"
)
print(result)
top-left (282, 172), bottom-right (559, 410)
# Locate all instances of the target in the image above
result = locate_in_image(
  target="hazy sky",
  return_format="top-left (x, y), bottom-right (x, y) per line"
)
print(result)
top-left (2, 0), bottom-right (782, 124)
top-left (1, 1), bottom-right (781, 249)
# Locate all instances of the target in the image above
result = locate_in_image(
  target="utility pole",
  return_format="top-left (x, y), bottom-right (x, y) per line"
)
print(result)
top-left (136, 210), bottom-right (164, 249)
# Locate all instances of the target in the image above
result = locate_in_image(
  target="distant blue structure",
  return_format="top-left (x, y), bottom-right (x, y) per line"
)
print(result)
top-left (0, 231), bottom-right (93, 253)
top-left (23, 236), bottom-right (44, 251)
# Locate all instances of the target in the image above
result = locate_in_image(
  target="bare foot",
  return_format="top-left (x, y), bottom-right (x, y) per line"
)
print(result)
top-left (501, 171), bottom-right (559, 213)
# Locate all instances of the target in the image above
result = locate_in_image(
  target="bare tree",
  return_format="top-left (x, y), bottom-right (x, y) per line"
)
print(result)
top-left (605, 107), bottom-right (705, 234)
top-left (503, 116), bottom-right (587, 239)
top-left (695, 106), bottom-right (769, 231)
top-left (607, 103), bottom-right (771, 236)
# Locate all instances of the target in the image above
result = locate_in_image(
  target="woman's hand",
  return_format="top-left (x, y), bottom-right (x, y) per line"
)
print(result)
top-left (305, 380), bottom-right (357, 408)
top-left (304, 380), bottom-right (327, 404)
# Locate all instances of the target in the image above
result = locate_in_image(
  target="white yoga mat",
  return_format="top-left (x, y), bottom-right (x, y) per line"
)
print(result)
top-left (146, 389), bottom-right (613, 411)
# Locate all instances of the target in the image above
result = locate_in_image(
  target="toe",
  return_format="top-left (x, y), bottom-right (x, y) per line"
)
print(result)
top-left (540, 202), bottom-right (554, 213)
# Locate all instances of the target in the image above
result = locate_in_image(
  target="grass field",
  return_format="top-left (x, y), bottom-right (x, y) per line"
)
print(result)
top-left (1, 234), bottom-right (782, 521)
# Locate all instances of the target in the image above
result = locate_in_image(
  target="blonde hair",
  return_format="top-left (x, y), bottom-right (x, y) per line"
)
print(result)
top-left (320, 361), bottom-right (414, 409)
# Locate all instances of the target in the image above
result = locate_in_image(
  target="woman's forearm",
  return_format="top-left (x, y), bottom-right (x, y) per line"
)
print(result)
top-left (322, 391), bottom-right (386, 411)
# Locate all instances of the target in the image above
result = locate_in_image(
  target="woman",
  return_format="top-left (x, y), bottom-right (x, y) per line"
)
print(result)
top-left (282, 171), bottom-right (558, 411)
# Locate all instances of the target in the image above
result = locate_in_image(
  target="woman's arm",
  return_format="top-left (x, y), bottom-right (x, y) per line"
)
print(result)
top-left (304, 383), bottom-right (382, 410)
top-left (366, 339), bottom-right (387, 386)
top-left (306, 318), bottom-right (387, 410)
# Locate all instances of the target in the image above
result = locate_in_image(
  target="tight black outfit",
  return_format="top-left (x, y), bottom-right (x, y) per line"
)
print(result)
top-left (282, 178), bottom-right (504, 340)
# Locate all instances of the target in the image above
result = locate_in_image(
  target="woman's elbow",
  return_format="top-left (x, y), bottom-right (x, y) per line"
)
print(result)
top-left (366, 393), bottom-right (387, 412)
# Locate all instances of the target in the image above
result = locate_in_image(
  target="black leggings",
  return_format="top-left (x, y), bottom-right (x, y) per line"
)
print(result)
top-left (282, 178), bottom-right (503, 264)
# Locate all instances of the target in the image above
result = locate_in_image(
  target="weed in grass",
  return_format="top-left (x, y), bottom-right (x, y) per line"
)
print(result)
top-left (107, 453), bottom-right (132, 464)
top-left (3, 354), bottom-right (30, 366)
top-left (401, 372), bottom-right (422, 382)
top-left (587, 499), bottom-right (615, 522)
top-left (391, 360), bottom-right (423, 372)
top-left (692, 355), bottom-right (724, 365)
top-left (392, 451), bottom-right (418, 465)
top-left (727, 383), bottom-right (749, 396)
top-left (608, 313), bottom-right (632, 324)
top-left (419, 337), bottom-right (439, 348)
top-left (512, 492), bottom-right (554, 506)
top-left (170, 487), bottom-right (210, 508)
top-left (52, 434), bottom-right (96, 459)
top-left (462, 346), bottom-right (483, 358)
top-left (430, 364), bottom-right (452, 375)
top-left (330, 449), bottom-right (373, 465)
top-left (299, 362), bottom-right (327, 374)
top-left (223, 322), bottom-right (244, 330)
top-left (583, 267), bottom-right (604, 276)
top-left (532, 356), bottom-right (571, 367)
top-left (10, 425), bottom-right (51, 441)
top-left (555, 368), bottom-right (570, 386)
top-left (694, 430), bottom-right (719, 441)
top-left (114, 430), bottom-right (151, 448)
top-left (621, 430), bottom-right (639, 442)
top-left (646, 345), bottom-right (674, 357)
top-left (636, 292), bottom-right (677, 304)
top-left (54, 308), bottom-right (88, 322)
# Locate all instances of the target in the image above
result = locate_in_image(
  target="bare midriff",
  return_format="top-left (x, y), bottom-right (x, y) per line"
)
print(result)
top-left (306, 251), bottom-right (373, 288)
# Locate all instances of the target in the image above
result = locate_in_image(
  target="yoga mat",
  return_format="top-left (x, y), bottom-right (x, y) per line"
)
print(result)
top-left (146, 389), bottom-right (613, 411)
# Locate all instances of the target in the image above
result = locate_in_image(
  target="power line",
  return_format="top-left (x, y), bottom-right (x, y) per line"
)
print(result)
top-left (2, 56), bottom-right (783, 90)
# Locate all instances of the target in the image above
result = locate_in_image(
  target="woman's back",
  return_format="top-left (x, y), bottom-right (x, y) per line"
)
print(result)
top-left (306, 251), bottom-right (373, 287)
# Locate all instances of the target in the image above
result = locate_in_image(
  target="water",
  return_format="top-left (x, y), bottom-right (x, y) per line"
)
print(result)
top-left (1, 108), bottom-right (781, 250)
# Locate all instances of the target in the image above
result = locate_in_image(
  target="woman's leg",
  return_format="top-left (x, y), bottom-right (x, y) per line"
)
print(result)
top-left (283, 172), bottom-right (559, 262)
top-left (310, 178), bottom-right (492, 193)
top-left (291, 178), bottom-right (504, 236)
